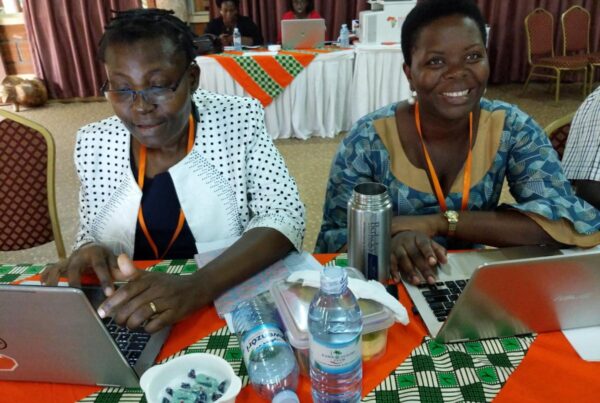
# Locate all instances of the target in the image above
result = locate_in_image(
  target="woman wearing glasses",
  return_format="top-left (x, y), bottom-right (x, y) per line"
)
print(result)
top-left (43, 9), bottom-right (304, 333)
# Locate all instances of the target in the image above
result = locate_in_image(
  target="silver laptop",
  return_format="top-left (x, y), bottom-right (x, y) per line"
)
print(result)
top-left (281, 18), bottom-right (326, 50)
top-left (0, 285), bottom-right (170, 387)
top-left (403, 246), bottom-right (600, 343)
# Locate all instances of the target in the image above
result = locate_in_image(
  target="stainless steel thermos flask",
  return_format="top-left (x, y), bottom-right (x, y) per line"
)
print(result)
top-left (347, 182), bottom-right (392, 284)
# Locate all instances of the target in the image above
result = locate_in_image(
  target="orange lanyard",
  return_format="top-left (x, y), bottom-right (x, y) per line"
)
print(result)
top-left (414, 102), bottom-right (472, 212)
top-left (137, 114), bottom-right (195, 259)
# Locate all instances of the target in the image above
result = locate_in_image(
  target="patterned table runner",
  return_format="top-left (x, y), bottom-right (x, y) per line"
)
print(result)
top-left (207, 49), bottom-right (334, 107)
top-left (361, 336), bottom-right (534, 403)
top-left (0, 263), bottom-right (48, 283)
top-left (328, 255), bottom-right (537, 403)
top-left (4, 258), bottom-right (537, 402)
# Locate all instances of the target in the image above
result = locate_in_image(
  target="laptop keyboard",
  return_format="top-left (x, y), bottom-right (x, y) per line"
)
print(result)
top-left (102, 317), bottom-right (151, 366)
top-left (418, 280), bottom-right (469, 322)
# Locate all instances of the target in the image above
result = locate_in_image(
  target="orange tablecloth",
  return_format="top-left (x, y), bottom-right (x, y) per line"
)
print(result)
top-left (1, 255), bottom-right (599, 402)
top-left (207, 49), bottom-right (334, 107)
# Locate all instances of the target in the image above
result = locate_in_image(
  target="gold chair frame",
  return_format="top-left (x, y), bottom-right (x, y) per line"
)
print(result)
top-left (543, 111), bottom-right (576, 160)
top-left (561, 5), bottom-right (600, 93)
top-left (544, 112), bottom-right (575, 136)
top-left (523, 8), bottom-right (588, 102)
top-left (0, 108), bottom-right (66, 259)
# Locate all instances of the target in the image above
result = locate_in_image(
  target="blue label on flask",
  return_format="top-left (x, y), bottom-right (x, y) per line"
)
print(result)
top-left (367, 252), bottom-right (378, 280)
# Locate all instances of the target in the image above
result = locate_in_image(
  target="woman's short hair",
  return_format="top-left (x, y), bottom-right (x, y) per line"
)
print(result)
top-left (216, 0), bottom-right (239, 8)
top-left (287, 0), bottom-right (315, 14)
top-left (98, 8), bottom-right (197, 65)
top-left (401, 0), bottom-right (487, 66)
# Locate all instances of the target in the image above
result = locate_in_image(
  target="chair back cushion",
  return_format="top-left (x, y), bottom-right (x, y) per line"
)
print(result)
top-left (548, 122), bottom-right (571, 160)
top-left (0, 118), bottom-right (54, 251)
top-left (562, 6), bottom-right (590, 54)
top-left (526, 8), bottom-right (555, 60)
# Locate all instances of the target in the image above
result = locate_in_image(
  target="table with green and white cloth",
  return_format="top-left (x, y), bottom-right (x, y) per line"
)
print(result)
top-left (1, 256), bottom-right (598, 402)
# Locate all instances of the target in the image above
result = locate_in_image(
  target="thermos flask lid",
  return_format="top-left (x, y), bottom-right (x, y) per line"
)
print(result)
top-left (354, 182), bottom-right (387, 196)
top-left (351, 182), bottom-right (392, 208)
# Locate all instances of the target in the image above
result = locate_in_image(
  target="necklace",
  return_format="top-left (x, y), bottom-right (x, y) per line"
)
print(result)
top-left (136, 114), bottom-right (195, 259)
top-left (414, 102), bottom-right (472, 212)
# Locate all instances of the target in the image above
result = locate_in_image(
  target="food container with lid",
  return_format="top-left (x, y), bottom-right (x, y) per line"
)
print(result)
top-left (270, 267), bottom-right (395, 376)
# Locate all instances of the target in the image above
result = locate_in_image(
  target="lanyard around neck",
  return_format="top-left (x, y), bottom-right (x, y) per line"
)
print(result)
top-left (414, 102), bottom-right (472, 212)
top-left (137, 114), bottom-right (195, 259)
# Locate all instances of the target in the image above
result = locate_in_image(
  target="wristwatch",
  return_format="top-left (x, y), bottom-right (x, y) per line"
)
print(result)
top-left (443, 210), bottom-right (459, 237)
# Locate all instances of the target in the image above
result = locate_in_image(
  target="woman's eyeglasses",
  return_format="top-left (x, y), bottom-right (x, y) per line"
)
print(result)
top-left (101, 64), bottom-right (193, 105)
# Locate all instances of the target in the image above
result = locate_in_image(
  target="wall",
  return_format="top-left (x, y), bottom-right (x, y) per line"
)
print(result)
top-left (0, 16), bottom-right (33, 77)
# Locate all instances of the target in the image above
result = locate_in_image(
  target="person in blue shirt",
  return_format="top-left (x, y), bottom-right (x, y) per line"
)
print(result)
top-left (316, 0), bottom-right (600, 286)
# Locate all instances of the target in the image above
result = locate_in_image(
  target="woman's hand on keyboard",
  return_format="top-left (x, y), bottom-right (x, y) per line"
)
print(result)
top-left (390, 230), bottom-right (447, 286)
top-left (41, 243), bottom-right (121, 296)
top-left (96, 254), bottom-right (207, 333)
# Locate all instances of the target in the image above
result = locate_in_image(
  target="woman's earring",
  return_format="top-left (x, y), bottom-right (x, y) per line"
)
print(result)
top-left (408, 90), bottom-right (417, 105)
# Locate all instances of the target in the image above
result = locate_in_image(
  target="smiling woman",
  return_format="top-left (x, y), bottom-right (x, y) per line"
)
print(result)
top-left (41, 8), bottom-right (304, 334)
top-left (315, 0), bottom-right (600, 285)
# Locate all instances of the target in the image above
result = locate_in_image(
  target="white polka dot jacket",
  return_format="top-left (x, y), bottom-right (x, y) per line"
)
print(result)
top-left (73, 90), bottom-right (305, 256)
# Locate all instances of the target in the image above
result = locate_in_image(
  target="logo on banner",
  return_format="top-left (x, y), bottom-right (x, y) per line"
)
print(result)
top-left (0, 338), bottom-right (18, 371)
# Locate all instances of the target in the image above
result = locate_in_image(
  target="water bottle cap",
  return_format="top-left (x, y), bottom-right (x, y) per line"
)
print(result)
top-left (320, 266), bottom-right (348, 293)
top-left (272, 390), bottom-right (300, 403)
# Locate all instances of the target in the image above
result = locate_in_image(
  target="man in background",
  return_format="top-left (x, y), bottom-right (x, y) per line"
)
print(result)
top-left (562, 86), bottom-right (600, 210)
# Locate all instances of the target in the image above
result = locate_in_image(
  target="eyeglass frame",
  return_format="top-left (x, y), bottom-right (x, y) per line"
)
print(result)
top-left (100, 62), bottom-right (196, 105)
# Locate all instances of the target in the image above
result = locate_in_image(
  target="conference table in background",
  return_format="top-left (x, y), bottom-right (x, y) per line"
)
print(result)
top-left (351, 44), bottom-right (411, 124)
top-left (197, 45), bottom-right (411, 140)
top-left (196, 49), bottom-right (355, 140)
top-left (2, 255), bottom-right (600, 403)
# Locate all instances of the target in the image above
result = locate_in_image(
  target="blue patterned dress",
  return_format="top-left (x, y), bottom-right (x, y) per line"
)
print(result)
top-left (315, 99), bottom-right (600, 253)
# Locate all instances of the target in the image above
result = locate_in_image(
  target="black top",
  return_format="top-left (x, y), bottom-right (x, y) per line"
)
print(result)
top-left (131, 105), bottom-right (200, 260)
top-left (132, 169), bottom-right (198, 260)
top-left (204, 15), bottom-right (264, 46)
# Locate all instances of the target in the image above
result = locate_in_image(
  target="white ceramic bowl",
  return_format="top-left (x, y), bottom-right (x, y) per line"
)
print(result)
top-left (140, 353), bottom-right (242, 403)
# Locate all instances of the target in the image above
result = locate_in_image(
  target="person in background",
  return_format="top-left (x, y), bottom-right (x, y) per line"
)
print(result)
top-left (316, 0), bottom-right (600, 285)
top-left (561, 86), bottom-right (600, 210)
top-left (278, 0), bottom-right (322, 43)
top-left (205, 0), bottom-right (263, 47)
top-left (42, 9), bottom-right (304, 333)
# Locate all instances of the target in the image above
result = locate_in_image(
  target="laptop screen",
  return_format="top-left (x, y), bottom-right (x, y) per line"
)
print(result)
top-left (281, 19), bottom-right (326, 50)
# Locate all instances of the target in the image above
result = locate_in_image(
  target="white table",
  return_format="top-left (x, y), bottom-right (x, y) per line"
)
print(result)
top-left (196, 50), bottom-right (355, 139)
top-left (350, 44), bottom-right (411, 124)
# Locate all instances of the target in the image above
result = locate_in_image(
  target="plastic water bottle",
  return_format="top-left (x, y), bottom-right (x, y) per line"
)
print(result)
top-left (339, 23), bottom-right (350, 48)
top-left (232, 27), bottom-right (242, 51)
top-left (308, 267), bottom-right (363, 403)
top-left (232, 294), bottom-right (300, 402)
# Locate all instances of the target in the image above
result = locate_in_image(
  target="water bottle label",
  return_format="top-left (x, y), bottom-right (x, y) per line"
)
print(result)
top-left (240, 324), bottom-right (286, 364)
top-left (309, 335), bottom-right (361, 375)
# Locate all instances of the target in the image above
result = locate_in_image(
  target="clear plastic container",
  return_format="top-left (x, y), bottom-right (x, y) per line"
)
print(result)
top-left (270, 267), bottom-right (394, 376)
